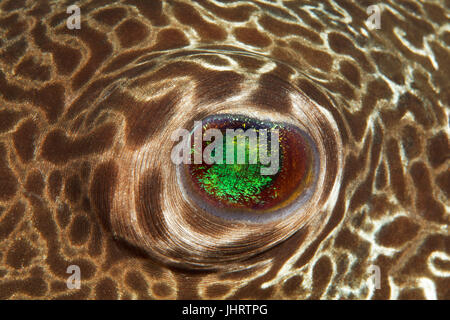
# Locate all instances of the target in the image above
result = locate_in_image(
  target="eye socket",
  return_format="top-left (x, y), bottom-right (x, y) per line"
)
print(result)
top-left (99, 48), bottom-right (344, 269)
top-left (177, 114), bottom-right (319, 223)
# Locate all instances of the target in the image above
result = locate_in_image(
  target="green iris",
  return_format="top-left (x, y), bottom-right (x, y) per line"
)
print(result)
top-left (194, 134), bottom-right (275, 205)
top-left (197, 164), bottom-right (273, 205)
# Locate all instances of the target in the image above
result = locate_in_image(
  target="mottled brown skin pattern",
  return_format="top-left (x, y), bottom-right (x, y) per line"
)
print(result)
top-left (0, 0), bottom-right (449, 300)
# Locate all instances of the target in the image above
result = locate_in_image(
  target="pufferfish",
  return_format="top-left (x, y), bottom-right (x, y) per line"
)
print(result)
top-left (0, 0), bottom-right (448, 300)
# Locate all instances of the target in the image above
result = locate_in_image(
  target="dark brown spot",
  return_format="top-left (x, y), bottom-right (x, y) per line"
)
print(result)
top-left (152, 282), bottom-right (173, 298)
top-left (2, 0), bottom-right (26, 12)
top-left (0, 267), bottom-right (47, 299)
top-left (25, 170), bottom-right (44, 196)
top-left (339, 61), bottom-right (360, 87)
top-left (411, 70), bottom-right (446, 126)
top-left (69, 214), bottom-right (91, 245)
top-left (234, 55), bottom-right (265, 71)
top-left (376, 216), bottom-right (419, 247)
top-left (6, 239), bottom-right (38, 269)
top-left (328, 32), bottom-right (374, 72)
top-left (310, 256), bottom-right (333, 299)
top-left (30, 84), bottom-right (65, 123)
top-left (398, 288), bottom-right (426, 300)
top-left (282, 275), bottom-right (303, 296)
top-left (375, 162), bottom-right (387, 190)
top-left (410, 161), bottom-right (446, 222)
top-left (48, 170), bottom-right (62, 200)
top-left (234, 27), bottom-right (271, 48)
top-left (50, 281), bottom-right (69, 293)
top-left (93, 7), bottom-right (127, 26)
top-left (0, 70), bottom-right (26, 102)
top-left (115, 18), bottom-right (149, 48)
top-left (0, 13), bottom-right (27, 39)
top-left (125, 271), bottom-right (149, 298)
top-left (434, 257), bottom-right (450, 271)
top-left (172, 1), bottom-right (226, 41)
top-left (0, 109), bottom-right (23, 134)
top-left (64, 175), bottom-right (82, 203)
top-left (401, 125), bottom-right (422, 160)
top-left (0, 144), bottom-right (18, 200)
top-left (364, 79), bottom-right (392, 110)
top-left (323, 79), bottom-right (355, 100)
top-left (30, 194), bottom-right (57, 241)
top-left (102, 238), bottom-right (148, 271)
top-left (423, 3), bottom-right (447, 24)
top-left (0, 202), bottom-right (25, 241)
top-left (371, 51), bottom-right (405, 84)
top-left (290, 41), bottom-right (332, 71)
top-left (41, 123), bottom-right (116, 164)
top-left (150, 28), bottom-right (189, 51)
top-left (13, 119), bottom-right (39, 162)
top-left (15, 57), bottom-right (51, 82)
top-left (65, 25), bottom-right (112, 89)
top-left (31, 22), bottom-right (81, 75)
top-left (334, 228), bottom-right (360, 250)
top-left (95, 278), bottom-right (118, 300)
top-left (426, 131), bottom-right (449, 168)
top-left (82, 196), bottom-right (91, 213)
top-left (0, 38), bottom-right (27, 64)
top-left (70, 259), bottom-right (97, 280)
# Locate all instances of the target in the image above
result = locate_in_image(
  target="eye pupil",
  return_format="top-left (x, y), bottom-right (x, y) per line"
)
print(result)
top-left (179, 114), bottom-right (317, 221)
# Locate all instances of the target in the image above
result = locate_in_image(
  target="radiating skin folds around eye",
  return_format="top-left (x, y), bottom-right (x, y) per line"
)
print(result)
top-left (104, 50), bottom-right (344, 269)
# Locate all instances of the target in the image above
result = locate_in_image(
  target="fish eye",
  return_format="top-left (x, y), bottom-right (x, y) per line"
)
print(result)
top-left (101, 49), bottom-right (343, 269)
